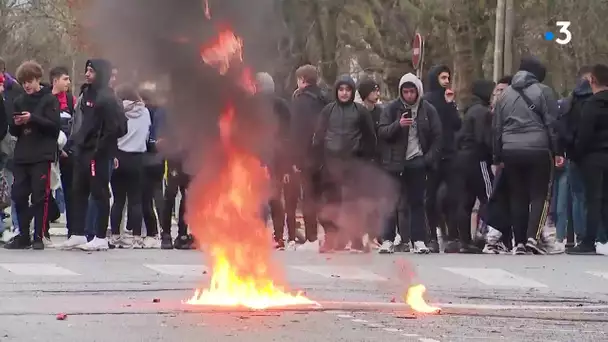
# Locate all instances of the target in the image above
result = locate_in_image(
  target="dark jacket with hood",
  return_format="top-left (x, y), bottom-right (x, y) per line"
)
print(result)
top-left (2, 73), bottom-right (24, 116)
top-left (555, 78), bottom-right (593, 160)
top-left (574, 90), bottom-right (608, 161)
top-left (312, 75), bottom-right (376, 161)
top-left (377, 73), bottom-right (442, 172)
top-left (492, 57), bottom-right (559, 162)
top-left (423, 65), bottom-right (461, 157)
top-left (456, 80), bottom-right (495, 162)
top-left (9, 85), bottom-right (61, 164)
top-left (290, 83), bottom-right (329, 170)
top-left (69, 59), bottom-right (125, 159)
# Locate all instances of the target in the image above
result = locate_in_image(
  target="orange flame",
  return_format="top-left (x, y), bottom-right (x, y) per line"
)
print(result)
top-left (404, 285), bottom-right (441, 314)
top-left (186, 3), bottom-right (314, 310)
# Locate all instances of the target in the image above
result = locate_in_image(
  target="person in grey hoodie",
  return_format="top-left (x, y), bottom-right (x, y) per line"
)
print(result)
top-left (493, 56), bottom-right (561, 255)
top-left (109, 84), bottom-right (152, 249)
top-left (377, 73), bottom-right (442, 254)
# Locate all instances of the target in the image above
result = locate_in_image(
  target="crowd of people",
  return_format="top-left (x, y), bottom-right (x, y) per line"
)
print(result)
top-left (0, 55), bottom-right (607, 256)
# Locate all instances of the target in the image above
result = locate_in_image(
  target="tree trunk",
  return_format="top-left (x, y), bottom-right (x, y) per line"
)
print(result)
top-left (503, 0), bottom-right (514, 75)
top-left (493, 0), bottom-right (505, 81)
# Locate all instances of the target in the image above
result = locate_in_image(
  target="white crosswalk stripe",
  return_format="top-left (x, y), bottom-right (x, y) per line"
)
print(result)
top-left (0, 263), bottom-right (79, 276)
top-left (290, 265), bottom-right (387, 281)
top-left (586, 271), bottom-right (608, 280)
top-left (143, 264), bottom-right (209, 276)
top-left (442, 267), bottom-right (548, 288)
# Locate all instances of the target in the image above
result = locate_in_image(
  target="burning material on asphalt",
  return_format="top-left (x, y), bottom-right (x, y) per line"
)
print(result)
top-left (184, 1), bottom-right (317, 310)
top-left (405, 284), bottom-right (441, 314)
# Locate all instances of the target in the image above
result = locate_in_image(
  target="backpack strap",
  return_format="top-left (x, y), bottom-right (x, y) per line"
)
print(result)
top-left (514, 86), bottom-right (545, 125)
top-left (66, 92), bottom-right (75, 115)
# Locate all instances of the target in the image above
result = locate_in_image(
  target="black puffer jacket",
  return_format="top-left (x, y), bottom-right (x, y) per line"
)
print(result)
top-left (456, 79), bottom-right (495, 162)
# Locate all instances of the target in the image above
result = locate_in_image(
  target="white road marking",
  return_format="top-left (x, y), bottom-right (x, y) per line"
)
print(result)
top-left (336, 314), bottom-right (353, 318)
top-left (291, 265), bottom-right (387, 281)
top-left (351, 319), bottom-right (368, 323)
top-left (442, 267), bottom-right (547, 288)
top-left (419, 338), bottom-right (440, 342)
top-left (365, 323), bottom-right (385, 328)
top-left (437, 302), bottom-right (608, 310)
top-left (403, 333), bottom-right (419, 337)
top-left (144, 264), bottom-right (208, 276)
top-left (0, 263), bottom-right (79, 276)
top-left (383, 328), bottom-right (401, 332)
top-left (586, 271), bottom-right (608, 280)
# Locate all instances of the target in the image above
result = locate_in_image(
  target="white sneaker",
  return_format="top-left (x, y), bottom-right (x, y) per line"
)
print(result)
top-left (110, 234), bottom-right (132, 249)
top-left (378, 240), bottom-right (394, 254)
top-left (43, 237), bottom-right (54, 249)
top-left (79, 237), bottom-right (109, 251)
top-left (298, 241), bottom-right (318, 251)
top-left (142, 236), bottom-right (161, 249)
top-left (132, 236), bottom-right (144, 249)
top-left (412, 241), bottom-right (430, 254)
top-left (59, 235), bottom-right (88, 250)
top-left (483, 242), bottom-right (509, 254)
top-left (596, 242), bottom-right (608, 256)
top-left (286, 240), bottom-right (297, 251)
top-left (546, 240), bottom-right (566, 254)
top-left (485, 226), bottom-right (502, 245)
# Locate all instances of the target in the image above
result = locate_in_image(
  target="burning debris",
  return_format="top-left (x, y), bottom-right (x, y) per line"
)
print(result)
top-left (405, 285), bottom-right (441, 314)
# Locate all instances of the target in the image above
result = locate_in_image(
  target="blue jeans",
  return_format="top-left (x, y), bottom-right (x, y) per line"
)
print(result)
top-left (55, 187), bottom-right (65, 213)
top-left (84, 160), bottom-right (113, 238)
top-left (568, 161), bottom-right (588, 243)
top-left (552, 169), bottom-right (569, 240)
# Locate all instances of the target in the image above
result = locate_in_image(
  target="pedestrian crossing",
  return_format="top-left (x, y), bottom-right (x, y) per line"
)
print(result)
top-left (0, 263), bottom-right (607, 291)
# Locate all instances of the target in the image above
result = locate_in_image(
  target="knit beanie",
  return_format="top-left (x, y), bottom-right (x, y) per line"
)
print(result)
top-left (357, 78), bottom-right (379, 101)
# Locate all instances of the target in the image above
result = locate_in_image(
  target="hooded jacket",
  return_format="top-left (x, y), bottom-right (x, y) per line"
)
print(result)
top-left (290, 83), bottom-right (329, 169)
top-left (118, 100), bottom-right (151, 153)
top-left (456, 79), bottom-right (495, 162)
top-left (574, 90), bottom-right (608, 159)
top-left (492, 61), bottom-right (559, 161)
top-left (69, 59), bottom-right (125, 159)
top-left (555, 78), bottom-right (593, 160)
top-left (423, 65), bottom-right (461, 157)
top-left (377, 73), bottom-right (442, 172)
top-left (312, 75), bottom-right (376, 160)
top-left (9, 85), bottom-right (61, 164)
top-left (255, 72), bottom-right (292, 176)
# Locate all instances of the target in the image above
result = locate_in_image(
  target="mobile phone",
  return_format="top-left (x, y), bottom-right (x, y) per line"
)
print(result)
top-left (12, 112), bottom-right (22, 116)
top-left (401, 109), bottom-right (412, 119)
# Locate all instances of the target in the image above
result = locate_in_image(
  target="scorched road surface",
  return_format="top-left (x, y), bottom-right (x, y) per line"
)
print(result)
top-left (0, 246), bottom-right (606, 341)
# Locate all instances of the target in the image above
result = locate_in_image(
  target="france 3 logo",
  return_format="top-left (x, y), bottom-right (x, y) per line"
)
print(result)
top-left (544, 21), bottom-right (572, 45)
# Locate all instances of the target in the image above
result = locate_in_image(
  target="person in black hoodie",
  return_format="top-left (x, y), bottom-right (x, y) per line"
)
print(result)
top-left (453, 79), bottom-right (495, 253)
top-left (423, 65), bottom-right (462, 252)
top-left (4, 61), bottom-right (60, 250)
top-left (285, 64), bottom-right (328, 245)
top-left (568, 64), bottom-right (608, 255)
top-left (59, 59), bottom-right (126, 251)
top-left (312, 75), bottom-right (376, 253)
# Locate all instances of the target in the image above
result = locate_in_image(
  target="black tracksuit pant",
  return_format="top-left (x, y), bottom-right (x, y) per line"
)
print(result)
top-left (71, 153), bottom-right (111, 238)
top-left (453, 151), bottom-right (494, 244)
top-left (12, 162), bottom-right (52, 241)
top-left (382, 157), bottom-right (427, 243)
top-left (284, 168), bottom-right (322, 242)
top-left (142, 163), bottom-right (163, 237)
top-left (502, 150), bottom-right (552, 245)
top-left (484, 166), bottom-right (513, 248)
top-left (59, 156), bottom-right (74, 236)
top-left (269, 173), bottom-right (297, 242)
top-left (161, 161), bottom-right (190, 237)
top-left (425, 157), bottom-right (459, 241)
top-left (110, 151), bottom-right (145, 236)
top-left (580, 154), bottom-right (608, 246)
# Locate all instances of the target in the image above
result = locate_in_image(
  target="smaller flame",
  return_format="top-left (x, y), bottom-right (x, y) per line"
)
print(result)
top-left (200, 30), bottom-right (244, 75)
top-left (404, 285), bottom-right (441, 314)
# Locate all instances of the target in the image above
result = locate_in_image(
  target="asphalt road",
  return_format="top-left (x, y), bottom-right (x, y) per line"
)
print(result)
top-left (0, 233), bottom-right (607, 342)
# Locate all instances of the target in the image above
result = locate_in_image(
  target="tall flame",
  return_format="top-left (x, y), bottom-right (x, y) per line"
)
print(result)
top-left (405, 285), bottom-right (441, 314)
top-left (186, 2), bottom-right (315, 310)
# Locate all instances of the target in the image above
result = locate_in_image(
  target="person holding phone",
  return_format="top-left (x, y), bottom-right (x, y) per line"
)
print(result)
top-left (4, 61), bottom-right (60, 250)
top-left (377, 73), bottom-right (442, 254)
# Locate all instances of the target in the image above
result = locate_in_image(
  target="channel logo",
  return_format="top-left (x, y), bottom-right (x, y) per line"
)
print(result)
top-left (544, 21), bottom-right (572, 45)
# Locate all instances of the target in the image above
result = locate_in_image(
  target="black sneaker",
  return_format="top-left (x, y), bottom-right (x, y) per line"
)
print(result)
top-left (525, 238), bottom-right (547, 255)
top-left (32, 239), bottom-right (44, 250)
top-left (394, 243), bottom-right (410, 253)
top-left (427, 240), bottom-right (440, 253)
top-left (566, 243), bottom-right (597, 255)
top-left (513, 243), bottom-right (528, 255)
top-left (4, 235), bottom-right (31, 249)
top-left (459, 243), bottom-right (482, 254)
top-left (160, 233), bottom-right (173, 249)
top-left (174, 234), bottom-right (194, 250)
top-left (444, 240), bottom-right (460, 253)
